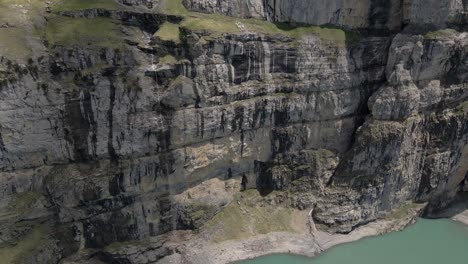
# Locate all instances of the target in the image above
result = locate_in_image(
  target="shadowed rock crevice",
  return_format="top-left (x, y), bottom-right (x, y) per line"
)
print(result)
top-left (0, 0), bottom-right (467, 263)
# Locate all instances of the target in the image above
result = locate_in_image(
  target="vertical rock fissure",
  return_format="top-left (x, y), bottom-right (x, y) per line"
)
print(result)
top-left (64, 90), bottom-right (96, 162)
top-left (107, 79), bottom-right (118, 161)
top-left (0, 131), bottom-right (6, 152)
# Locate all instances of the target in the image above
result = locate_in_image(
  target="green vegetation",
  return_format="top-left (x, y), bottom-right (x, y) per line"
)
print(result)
top-left (159, 54), bottom-right (177, 64)
top-left (79, 63), bottom-right (107, 77)
top-left (0, 0), bottom-right (357, 58)
top-left (169, 75), bottom-right (192, 86)
top-left (45, 16), bottom-right (123, 48)
top-left (0, 224), bottom-right (48, 264)
top-left (0, 192), bottom-right (42, 220)
top-left (161, 0), bottom-right (357, 46)
top-left (0, 0), bottom-right (47, 60)
top-left (183, 200), bottom-right (218, 228)
top-left (191, 209), bottom-right (206, 220)
top-left (0, 0), bottom-right (49, 29)
top-left (51, 0), bottom-right (121, 12)
top-left (161, 0), bottom-right (189, 16)
top-left (0, 1), bottom-right (125, 53)
top-left (0, 28), bottom-right (32, 59)
top-left (424, 29), bottom-right (459, 39)
top-left (155, 22), bottom-right (181, 43)
top-left (389, 203), bottom-right (423, 219)
top-left (454, 100), bottom-right (468, 115)
top-left (0, 0), bottom-right (41, 22)
top-left (0, 0), bottom-right (44, 10)
top-left (181, 13), bottom-right (241, 35)
top-left (105, 239), bottom-right (147, 252)
top-left (181, 14), bottom-right (356, 46)
top-left (9, 191), bottom-right (42, 213)
top-left (203, 190), bottom-right (302, 242)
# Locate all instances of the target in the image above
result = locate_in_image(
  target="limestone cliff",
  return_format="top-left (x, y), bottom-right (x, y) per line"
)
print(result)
top-left (0, 0), bottom-right (466, 263)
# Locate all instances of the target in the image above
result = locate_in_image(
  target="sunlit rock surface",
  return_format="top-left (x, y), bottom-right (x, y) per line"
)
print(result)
top-left (0, 0), bottom-right (467, 263)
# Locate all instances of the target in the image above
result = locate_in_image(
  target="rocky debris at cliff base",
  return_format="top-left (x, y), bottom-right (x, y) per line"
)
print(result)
top-left (0, 0), bottom-right (467, 262)
top-left (158, 202), bottom-right (426, 264)
top-left (60, 195), bottom-right (425, 264)
top-left (429, 194), bottom-right (468, 226)
top-left (452, 210), bottom-right (468, 225)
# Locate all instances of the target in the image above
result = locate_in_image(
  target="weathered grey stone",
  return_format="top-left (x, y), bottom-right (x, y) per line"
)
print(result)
top-left (183, 0), bottom-right (405, 30)
top-left (405, 0), bottom-right (467, 27)
top-left (183, 0), bottom-right (265, 19)
top-left (369, 64), bottom-right (420, 120)
top-left (0, 0), bottom-right (467, 262)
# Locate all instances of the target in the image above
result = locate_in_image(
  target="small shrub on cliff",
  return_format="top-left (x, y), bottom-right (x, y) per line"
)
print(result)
top-left (154, 22), bottom-right (181, 43)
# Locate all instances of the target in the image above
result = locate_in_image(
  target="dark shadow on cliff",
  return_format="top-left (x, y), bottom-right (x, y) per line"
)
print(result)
top-left (424, 192), bottom-right (468, 219)
top-left (273, 22), bottom-right (361, 47)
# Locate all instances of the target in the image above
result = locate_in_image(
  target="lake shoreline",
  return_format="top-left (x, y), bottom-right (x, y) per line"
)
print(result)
top-left (230, 218), bottom-right (468, 264)
top-left (159, 204), bottom-right (425, 264)
top-left (452, 210), bottom-right (468, 226)
top-left (430, 198), bottom-right (468, 226)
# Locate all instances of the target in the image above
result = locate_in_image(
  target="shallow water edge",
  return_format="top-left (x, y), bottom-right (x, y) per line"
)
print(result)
top-left (237, 218), bottom-right (468, 264)
top-left (159, 203), bottom-right (426, 264)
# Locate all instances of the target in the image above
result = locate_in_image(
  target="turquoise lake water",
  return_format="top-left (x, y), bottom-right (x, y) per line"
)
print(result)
top-left (238, 219), bottom-right (468, 264)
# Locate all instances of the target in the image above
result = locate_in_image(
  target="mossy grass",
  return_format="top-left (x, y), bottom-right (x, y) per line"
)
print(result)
top-left (170, 75), bottom-right (192, 86)
top-left (0, 0), bottom-right (127, 52)
top-left (203, 189), bottom-right (300, 242)
top-left (162, 0), bottom-right (358, 47)
top-left (105, 239), bottom-right (147, 252)
top-left (159, 54), bottom-right (177, 64)
top-left (0, 224), bottom-right (48, 263)
top-left (424, 28), bottom-right (459, 39)
top-left (0, 0), bottom-right (47, 60)
top-left (154, 22), bottom-right (181, 43)
top-left (161, 0), bottom-right (189, 16)
top-left (78, 62), bottom-right (108, 76)
top-left (8, 191), bottom-right (42, 213)
top-left (389, 203), bottom-right (424, 219)
top-left (454, 100), bottom-right (468, 115)
top-left (0, 0), bottom-right (44, 22)
top-left (0, 28), bottom-right (32, 60)
top-left (45, 16), bottom-right (124, 48)
top-left (51, 0), bottom-right (121, 12)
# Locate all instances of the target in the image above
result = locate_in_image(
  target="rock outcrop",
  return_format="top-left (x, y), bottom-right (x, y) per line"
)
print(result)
top-left (183, 0), bottom-right (402, 30)
top-left (183, 0), bottom-right (468, 30)
top-left (0, 0), bottom-right (467, 263)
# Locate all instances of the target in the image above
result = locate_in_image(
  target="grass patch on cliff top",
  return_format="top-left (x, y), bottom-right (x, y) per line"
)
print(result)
top-left (0, 0), bottom-right (43, 20)
top-left (51, 0), bottom-right (121, 12)
top-left (45, 16), bottom-right (123, 48)
top-left (154, 22), bottom-right (181, 43)
top-left (161, 0), bottom-right (356, 46)
top-left (424, 29), bottom-right (459, 39)
top-left (181, 14), bottom-right (355, 46)
top-left (162, 0), bottom-right (189, 15)
top-left (0, 28), bottom-right (32, 60)
top-left (0, 0), bottom-right (47, 60)
top-left (181, 13), bottom-right (240, 34)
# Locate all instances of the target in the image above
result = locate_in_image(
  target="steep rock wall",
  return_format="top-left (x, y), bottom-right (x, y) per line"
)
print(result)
top-left (0, 0), bottom-right (467, 263)
top-left (183, 0), bottom-right (402, 30)
top-left (183, 0), bottom-right (468, 30)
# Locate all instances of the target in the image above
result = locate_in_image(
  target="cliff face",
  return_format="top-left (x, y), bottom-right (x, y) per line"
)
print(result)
top-left (183, 0), bottom-right (468, 30)
top-left (0, 0), bottom-right (467, 263)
